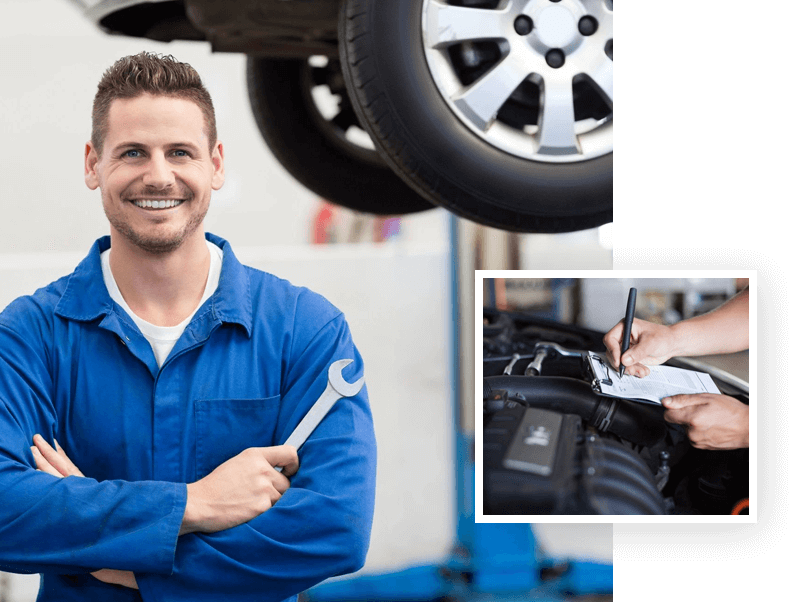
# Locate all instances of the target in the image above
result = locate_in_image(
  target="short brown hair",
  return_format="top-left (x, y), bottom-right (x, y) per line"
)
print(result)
top-left (91, 52), bottom-right (217, 155)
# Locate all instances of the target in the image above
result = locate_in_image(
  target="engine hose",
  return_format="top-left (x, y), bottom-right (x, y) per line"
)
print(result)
top-left (484, 376), bottom-right (667, 447)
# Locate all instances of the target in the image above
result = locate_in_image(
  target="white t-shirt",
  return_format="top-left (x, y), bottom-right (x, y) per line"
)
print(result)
top-left (100, 241), bottom-right (224, 367)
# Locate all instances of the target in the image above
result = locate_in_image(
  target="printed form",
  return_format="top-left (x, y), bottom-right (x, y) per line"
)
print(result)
top-left (587, 351), bottom-right (721, 405)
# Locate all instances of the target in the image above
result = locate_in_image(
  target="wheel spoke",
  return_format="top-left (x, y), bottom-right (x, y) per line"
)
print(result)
top-left (537, 75), bottom-right (579, 155)
top-left (424, 0), bottom-right (509, 48)
top-left (586, 55), bottom-right (613, 107)
top-left (452, 51), bottom-right (526, 131)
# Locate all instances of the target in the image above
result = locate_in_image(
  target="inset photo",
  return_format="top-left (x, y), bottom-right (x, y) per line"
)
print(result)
top-left (475, 274), bottom-right (754, 522)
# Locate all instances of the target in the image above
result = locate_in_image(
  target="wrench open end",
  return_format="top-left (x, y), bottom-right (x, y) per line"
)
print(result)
top-left (277, 359), bottom-right (366, 466)
top-left (328, 359), bottom-right (365, 398)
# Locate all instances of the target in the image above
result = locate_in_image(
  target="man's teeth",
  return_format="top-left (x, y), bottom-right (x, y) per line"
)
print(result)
top-left (133, 199), bottom-right (184, 209)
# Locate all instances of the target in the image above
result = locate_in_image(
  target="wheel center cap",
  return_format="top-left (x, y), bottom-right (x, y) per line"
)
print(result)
top-left (535, 5), bottom-right (576, 48)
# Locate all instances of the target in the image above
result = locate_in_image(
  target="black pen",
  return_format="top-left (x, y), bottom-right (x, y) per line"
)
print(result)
top-left (619, 287), bottom-right (637, 377)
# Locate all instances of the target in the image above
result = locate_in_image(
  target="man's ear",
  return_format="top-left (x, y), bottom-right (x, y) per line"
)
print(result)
top-left (85, 142), bottom-right (100, 190)
top-left (211, 141), bottom-right (225, 190)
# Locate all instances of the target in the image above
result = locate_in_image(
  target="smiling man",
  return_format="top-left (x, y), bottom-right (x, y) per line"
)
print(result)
top-left (0, 52), bottom-right (376, 602)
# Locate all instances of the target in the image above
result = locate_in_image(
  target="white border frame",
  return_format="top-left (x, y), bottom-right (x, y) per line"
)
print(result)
top-left (474, 270), bottom-right (756, 524)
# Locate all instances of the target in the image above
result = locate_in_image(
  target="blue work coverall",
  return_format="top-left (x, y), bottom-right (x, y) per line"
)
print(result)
top-left (0, 234), bottom-right (377, 602)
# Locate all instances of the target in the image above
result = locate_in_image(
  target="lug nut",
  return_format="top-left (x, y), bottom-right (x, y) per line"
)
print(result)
top-left (605, 39), bottom-right (613, 60)
top-left (545, 49), bottom-right (565, 69)
top-left (514, 15), bottom-right (533, 36)
top-left (578, 16), bottom-right (598, 36)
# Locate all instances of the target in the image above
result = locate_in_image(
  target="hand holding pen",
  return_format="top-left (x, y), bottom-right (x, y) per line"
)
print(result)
top-left (604, 287), bottom-right (698, 378)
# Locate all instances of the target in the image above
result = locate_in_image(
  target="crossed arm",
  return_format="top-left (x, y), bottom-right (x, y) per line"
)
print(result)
top-left (30, 434), bottom-right (299, 589)
top-left (30, 436), bottom-right (139, 589)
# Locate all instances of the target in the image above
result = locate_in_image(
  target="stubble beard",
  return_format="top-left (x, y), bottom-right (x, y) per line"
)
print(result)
top-left (104, 192), bottom-right (209, 255)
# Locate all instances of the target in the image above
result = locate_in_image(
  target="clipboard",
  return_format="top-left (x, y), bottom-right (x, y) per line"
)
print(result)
top-left (583, 351), bottom-right (721, 405)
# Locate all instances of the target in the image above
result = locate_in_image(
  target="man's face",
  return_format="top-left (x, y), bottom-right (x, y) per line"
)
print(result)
top-left (85, 93), bottom-right (224, 255)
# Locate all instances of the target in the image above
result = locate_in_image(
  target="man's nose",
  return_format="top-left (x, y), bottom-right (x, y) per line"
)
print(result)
top-left (142, 152), bottom-right (176, 188)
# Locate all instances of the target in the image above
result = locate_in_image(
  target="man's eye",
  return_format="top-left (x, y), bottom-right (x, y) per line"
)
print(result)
top-left (123, 150), bottom-right (141, 158)
top-left (172, 150), bottom-right (189, 157)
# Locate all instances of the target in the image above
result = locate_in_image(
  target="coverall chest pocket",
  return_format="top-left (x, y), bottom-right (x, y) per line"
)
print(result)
top-left (195, 396), bottom-right (281, 480)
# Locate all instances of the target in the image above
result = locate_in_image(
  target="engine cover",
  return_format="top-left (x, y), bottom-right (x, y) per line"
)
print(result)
top-left (484, 403), bottom-right (666, 515)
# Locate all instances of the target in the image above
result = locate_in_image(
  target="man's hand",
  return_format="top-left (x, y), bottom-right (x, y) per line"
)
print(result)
top-left (661, 394), bottom-right (749, 450)
top-left (603, 318), bottom-right (679, 377)
top-left (181, 445), bottom-right (300, 535)
top-left (31, 435), bottom-right (139, 590)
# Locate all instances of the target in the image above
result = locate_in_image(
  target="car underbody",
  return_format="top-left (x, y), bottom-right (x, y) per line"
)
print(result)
top-left (85, 0), bottom-right (341, 56)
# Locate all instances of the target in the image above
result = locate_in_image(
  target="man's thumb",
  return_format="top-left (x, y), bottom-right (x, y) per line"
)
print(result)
top-left (267, 444), bottom-right (300, 475)
top-left (621, 349), bottom-right (640, 366)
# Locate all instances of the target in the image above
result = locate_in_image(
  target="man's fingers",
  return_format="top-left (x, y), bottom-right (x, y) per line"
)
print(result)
top-left (261, 445), bottom-right (300, 477)
top-left (54, 439), bottom-right (85, 477)
top-left (30, 446), bottom-right (64, 478)
top-left (620, 351), bottom-right (634, 367)
top-left (620, 340), bottom-right (651, 369)
top-left (662, 395), bottom-right (710, 427)
top-left (33, 434), bottom-right (79, 478)
top-left (605, 321), bottom-right (652, 375)
top-left (603, 321), bottom-right (624, 368)
top-left (662, 394), bottom-right (710, 410)
top-left (92, 569), bottom-right (139, 590)
top-left (625, 363), bottom-right (651, 378)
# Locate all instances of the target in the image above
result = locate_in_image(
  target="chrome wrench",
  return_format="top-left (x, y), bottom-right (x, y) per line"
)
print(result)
top-left (276, 358), bottom-right (365, 471)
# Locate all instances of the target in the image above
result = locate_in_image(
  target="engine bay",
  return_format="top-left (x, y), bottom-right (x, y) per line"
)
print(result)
top-left (482, 308), bottom-right (749, 516)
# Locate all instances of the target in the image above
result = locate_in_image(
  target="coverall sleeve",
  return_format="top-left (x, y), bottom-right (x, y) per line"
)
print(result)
top-left (136, 310), bottom-right (377, 602)
top-left (0, 319), bottom-right (186, 576)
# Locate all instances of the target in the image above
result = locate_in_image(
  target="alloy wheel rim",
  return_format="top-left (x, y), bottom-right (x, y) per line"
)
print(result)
top-left (422, 0), bottom-right (613, 163)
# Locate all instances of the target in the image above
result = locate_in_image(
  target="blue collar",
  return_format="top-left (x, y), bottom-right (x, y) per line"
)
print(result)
top-left (54, 233), bottom-right (252, 336)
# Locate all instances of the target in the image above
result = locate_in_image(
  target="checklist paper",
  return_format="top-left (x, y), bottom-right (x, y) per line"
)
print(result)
top-left (587, 351), bottom-right (721, 405)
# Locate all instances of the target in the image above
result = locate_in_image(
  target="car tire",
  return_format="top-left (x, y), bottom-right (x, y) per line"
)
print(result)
top-left (246, 56), bottom-right (436, 215)
top-left (338, 0), bottom-right (613, 233)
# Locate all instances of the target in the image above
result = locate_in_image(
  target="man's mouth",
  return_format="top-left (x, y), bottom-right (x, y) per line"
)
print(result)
top-left (131, 199), bottom-right (185, 210)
